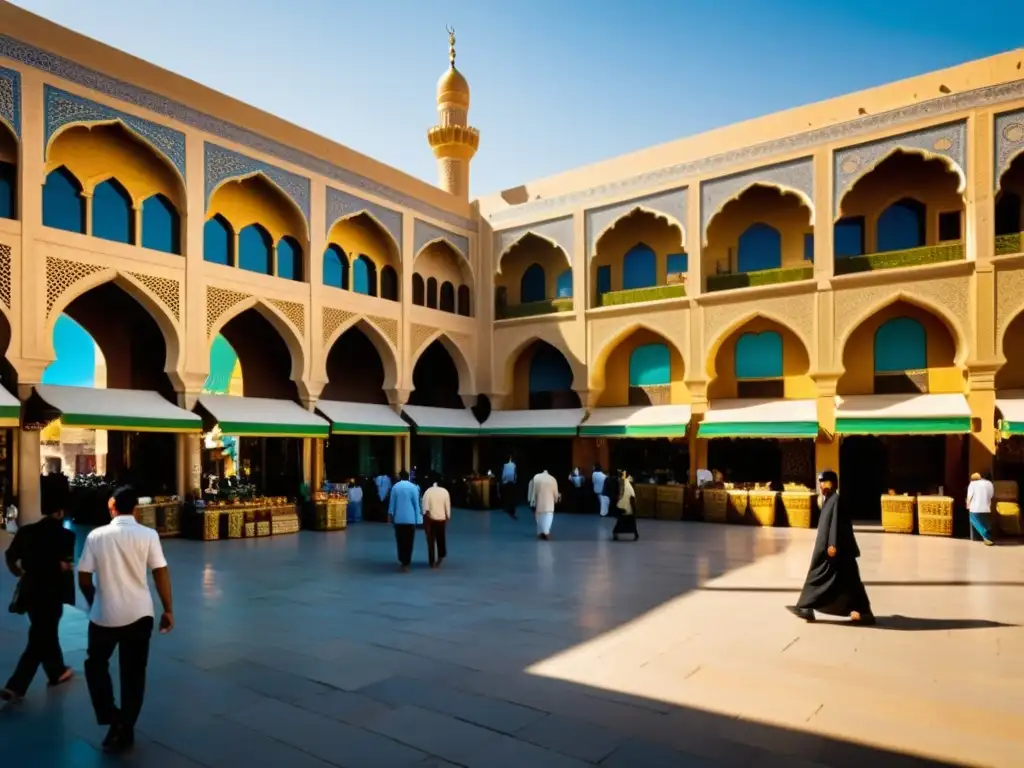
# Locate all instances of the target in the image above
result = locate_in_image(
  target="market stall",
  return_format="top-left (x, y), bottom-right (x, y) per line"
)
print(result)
top-left (316, 399), bottom-right (408, 480)
top-left (401, 404), bottom-right (479, 483)
top-left (0, 386), bottom-right (15, 514)
top-left (995, 391), bottom-right (1024, 536)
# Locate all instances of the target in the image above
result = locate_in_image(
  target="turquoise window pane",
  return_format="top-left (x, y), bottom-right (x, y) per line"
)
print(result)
top-left (735, 332), bottom-right (783, 379)
top-left (628, 343), bottom-right (671, 387)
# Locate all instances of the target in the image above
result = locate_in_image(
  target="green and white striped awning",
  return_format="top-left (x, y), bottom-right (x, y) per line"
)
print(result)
top-left (196, 394), bottom-right (329, 438)
top-left (996, 391), bottom-right (1024, 437)
top-left (32, 385), bottom-right (202, 433)
top-left (697, 398), bottom-right (819, 439)
top-left (401, 405), bottom-right (480, 436)
top-left (836, 393), bottom-right (971, 435)
top-left (316, 400), bottom-right (409, 436)
top-left (0, 385), bottom-right (19, 428)
top-left (579, 405), bottom-right (692, 438)
top-left (480, 408), bottom-right (585, 436)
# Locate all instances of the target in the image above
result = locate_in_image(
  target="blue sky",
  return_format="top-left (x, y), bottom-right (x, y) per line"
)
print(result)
top-left (11, 0), bottom-right (1023, 196)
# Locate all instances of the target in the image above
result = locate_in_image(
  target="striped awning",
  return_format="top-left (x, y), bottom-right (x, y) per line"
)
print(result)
top-left (316, 400), bottom-right (408, 436)
top-left (401, 405), bottom-right (480, 436)
top-left (196, 394), bottom-right (329, 438)
top-left (32, 385), bottom-right (201, 433)
top-left (480, 408), bottom-right (585, 436)
top-left (996, 390), bottom-right (1024, 436)
top-left (579, 405), bottom-right (692, 438)
top-left (697, 398), bottom-right (819, 439)
top-left (836, 393), bottom-right (971, 435)
top-left (0, 385), bottom-right (19, 427)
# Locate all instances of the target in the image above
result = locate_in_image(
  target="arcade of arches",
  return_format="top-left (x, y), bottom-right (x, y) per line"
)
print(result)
top-left (591, 210), bottom-right (686, 307)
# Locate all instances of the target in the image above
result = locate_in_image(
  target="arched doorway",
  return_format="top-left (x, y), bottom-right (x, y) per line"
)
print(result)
top-left (407, 339), bottom-right (473, 478)
top-left (0, 312), bottom-right (19, 511)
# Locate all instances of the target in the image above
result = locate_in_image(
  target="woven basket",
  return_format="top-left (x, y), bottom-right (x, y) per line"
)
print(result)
top-left (916, 495), bottom-right (953, 537)
top-left (702, 489), bottom-right (728, 523)
top-left (747, 491), bottom-right (777, 527)
top-left (726, 490), bottom-right (749, 524)
top-left (781, 492), bottom-right (813, 528)
top-left (995, 501), bottom-right (1022, 536)
top-left (881, 495), bottom-right (915, 534)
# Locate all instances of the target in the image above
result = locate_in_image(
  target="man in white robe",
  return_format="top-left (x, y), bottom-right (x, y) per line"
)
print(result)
top-left (529, 470), bottom-right (560, 540)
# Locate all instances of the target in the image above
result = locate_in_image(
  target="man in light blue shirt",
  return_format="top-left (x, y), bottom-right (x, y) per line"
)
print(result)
top-left (388, 471), bottom-right (423, 571)
top-left (500, 456), bottom-right (518, 520)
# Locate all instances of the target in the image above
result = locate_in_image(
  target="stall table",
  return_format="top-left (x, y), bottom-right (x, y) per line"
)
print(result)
top-left (134, 500), bottom-right (180, 538)
top-left (634, 484), bottom-right (656, 518)
top-left (654, 485), bottom-right (685, 521)
top-left (702, 489), bottom-right (728, 523)
top-left (747, 490), bottom-right (777, 527)
top-left (305, 498), bottom-right (348, 531)
top-left (881, 494), bottom-right (915, 534)
top-left (780, 491), bottom-right (814, 528)
top-left (188, 499), bottom-right (300, 541)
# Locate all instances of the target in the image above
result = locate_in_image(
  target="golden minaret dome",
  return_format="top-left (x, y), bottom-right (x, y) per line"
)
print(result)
top-left (427, 26), bottom-right (479, 200)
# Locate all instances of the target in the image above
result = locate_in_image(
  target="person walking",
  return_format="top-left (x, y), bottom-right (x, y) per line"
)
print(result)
top-left (1, 475), bottom-right (76, 702)
top-left (374, 472), bottom-right (393, 521)
top-left (612, 470), bottom-right (640, 542)
top-left (591, 464), bottom-right (609, 517)
top-left (967, 472), bottom-right (996, 545)
top-left (421, 481), bottom-right (451, 568)
top-left (500, 456), bottom-right (518, 520)
top-left (77, 486), bottom-right (174, 754)
top-left (388, 471), bottom-right (422, 571)
top-left (529, 469), bottom-right (560, 540)
top-left (347, 479), bottom-right (364, 523)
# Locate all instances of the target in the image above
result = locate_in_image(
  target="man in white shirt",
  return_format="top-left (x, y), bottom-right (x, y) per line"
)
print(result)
top-left (591, 464), bottom-right (609, 517)
top-left (966, 472), bottom-right (995, 545)
top-left (421, 482), bottom-right (452, 568)
top-left (78, 487), bottom-right (174, 754)
top-left (529, 469), bottom-right (560, 540)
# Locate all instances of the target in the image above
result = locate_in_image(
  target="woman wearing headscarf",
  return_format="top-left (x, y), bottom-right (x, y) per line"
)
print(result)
top-left (788, 469), bottom-right (874, 624)
top-left (611, 470), bottom-right (639, 541)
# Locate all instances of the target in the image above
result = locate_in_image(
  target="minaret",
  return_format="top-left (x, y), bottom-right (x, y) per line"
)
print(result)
top-left (427, 26), bottom-right (479, 200)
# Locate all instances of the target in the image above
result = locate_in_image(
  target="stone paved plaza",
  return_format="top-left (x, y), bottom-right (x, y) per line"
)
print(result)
top-left (1, 512), bottom-right (1022, 767)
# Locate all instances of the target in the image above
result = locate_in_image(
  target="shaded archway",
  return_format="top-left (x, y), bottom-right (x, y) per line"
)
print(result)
top-left (509, 340), bottom-right (581, 410)
top-left (217, 308), bottom-right (301, 401)
top-left (496, 233), bottom-right (569, 316)
top-left (415, 240), bottom-right (471, 315)
top-left (326, 212), bottom-right (399, 300)
top-left (0, 121), bottom-right (18, 221)
top-left (591, 209), bottom-right (685, 306)
top-left (707, 316), bottom-right (812, 400)
top-left (996, 154), bottom-right (1024, 250)
top-left (410, 339), bottom-right (464, 409)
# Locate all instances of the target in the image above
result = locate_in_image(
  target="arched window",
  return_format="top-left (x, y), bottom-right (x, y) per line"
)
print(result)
top-left (877, 198), bottom-right (925, 252)
top-left (353, 255), bottom-right (377, 295)
top-left (322, 244), bottom-right (348, 288)
top-left (457, 285), bottom-right (471, 316)
top-left (735, 331), bottom-right (783, 379)
top-left (995, 192), bottom-right (1021, 237)
top-left (141, 194), bottom-right (180, 254)
top-left (42, 167), bottom-right (85, 234)
top-left (277, 236), bottom-right (302, 281)
top-left (556, 269), bottom-right (573, 298)
top-left (520, 263), bottom-right (546, 303)
top-left (622, 244), bottom-right (657, 290)
top-left (439, 281), bottom-right (455, 312)
top-left (203, 215), bottom-right (233, 266)
top-left (628, 343), bottom-right (671, 387)
top-left (381, 266), bottom-right (399, 301)
top-left (426, 277), bottom-right (438, 308)
top-left (737, 223), bottom-right (782, 273)
top-left (874, 317), bottom-right (927, 373)
top-left (529, 345), bottom-right (574, 394)
top-left (238, 223), bottom-right (273, 275)
top-left (412, 274), bottom-right (425, 305)
top-left (92, 178), bottom-right (134, 244)
top-left (0, 161), bottom-right (15, 220)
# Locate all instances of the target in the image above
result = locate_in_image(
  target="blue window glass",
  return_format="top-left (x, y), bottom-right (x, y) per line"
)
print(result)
top-left (203, 215), bottom-right (233, 265)
top-left (353, 255), bottom-right (377, 295)
top-left (834, 217), bottom-right (864, 258)
top-left (277, 236), bottom-right (302, 281)
top-left (803, 234), bottom-right (814, 263)
top-left (322, 244), bottom-right (348, 288)
top-left (735, 331), bottom-right (783, 379)
top-left (737, 223), bottom-right (782, 273)
top-left (596, 265), bottom-right (612, 298)
top-left (42, 167), bottom-right (85, 234)
top-left (529, 344), bottom-right (574, 393)
top-left (556, 269), bottom-right (573, 298)
top-left (877, 199), bottom-right (925, 252)
top-left (629, 343), bottom-right (671, 387)
top-left (0, 161), bottom-right (16, 221)
top-left (140, 194), bottom-right (180, 254)
top-left (622, 244), bottom-right (657, 289)
top-left (520, 263), bottom-right (546, 303)
top-left (92, 178), bottom-right (134, 244)
top-left (238, 224), bottom-right (273, 275)
top-left (874, 317), bottom-right (927, 373)
top-left (666, 252), bottom-right (688, 276)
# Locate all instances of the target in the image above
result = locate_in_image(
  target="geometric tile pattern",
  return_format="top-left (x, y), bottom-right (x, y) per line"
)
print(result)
top-left (701, 159), bottom-right (813, 242)
top-left (268, 298), bottom-right (306, 338)
top-left (0, 242), bottom-right (10, 310)
top-left (413, 220), bottom-right (469, 263)
top-left (587, 187), bottom-right (688, 256)
top-left (205, 143), bottom-right (311, 227)
top-left (0, 65), bottom-right (20, 137)
top-left (326, 187), bottom-right (403, 252)
top-left (994, 107), bottom-right (1024, 189)
top-left (496, 215), bottom-right (574, 268)
top-left (44, 255), bottom-right (106, 316)
top-left (127, 271), bottom-right (181, 322)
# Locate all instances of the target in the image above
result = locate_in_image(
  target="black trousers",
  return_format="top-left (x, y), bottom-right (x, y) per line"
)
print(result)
top-left (424, 518), bottom-right (448, 565)
top-left (5, 603), bottom-right (66, 695)
top-left (85, 617), bottom-right (154, 728)
top-left (394, 524), bottom-right (416, 566)
top-left (501, 482), bottom-right (517, 517)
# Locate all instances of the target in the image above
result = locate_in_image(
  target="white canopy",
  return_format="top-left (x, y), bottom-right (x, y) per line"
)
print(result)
top-left (698, 398), bottom-right (819, 439)
top-left (836, 393), bottom-right (971, 435)
top-left (32, 384), bottom-right (201, 432)
top-left (481, 408), bottom-right (585, 436)
top-left (401, 405), bottom-right (480, 436)
top-left (0, 384), bottom-right (19, 427)
top-left (196, 394), bottom-right (329, 438)
top-left (316, 400), bottom-right (408, 435)
top-left (579, 404), bottom-right (692, 438)
top-left (996, 390), bottom-right (1024, 436)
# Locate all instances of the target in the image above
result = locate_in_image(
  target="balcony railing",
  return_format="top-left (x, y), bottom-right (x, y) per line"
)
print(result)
top-left (833, 242), bottom-right (964, 276)
top-left (495, 297), bottom-right (573, 320)
top-left (596, 283), bottom-right (687, 308)
top-left (996, 232), bottom-right (1023, 256)
top-left (706, 264), bottom-right (813, 293)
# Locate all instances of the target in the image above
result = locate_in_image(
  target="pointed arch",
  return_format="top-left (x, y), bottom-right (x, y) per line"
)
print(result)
top-left (238, 223), bottom-right (274, 275)
top-left (207, 170), bottom-right (310, 243)
top-left (42, 166), bottom-right (86, 234)
top-left (590, 321), bottom-right (686, 392)
top-left (415, 237), bottom-right (475, 280)
top-left (203, 214), bottom-right (234, 266)
top-left (326, 209), bottom-right (401, 260)
top-left (92, 177), bottom-right (134, 244)
top-left (206, 297), bottom-right (308, 385)
top-left (322, 243), bottom-right (348, 289)
top-left (836, 147), bottom-right (967, 220)
top-left (704, 310), bottom-right (812, 380)
top-left (412, 331), bottom-right (476, 396)
top-left (0, 121), bottom-right (17, 221)
top-left (496, 230), bottom-right (571, 274)
top-left (141, 193), bottom-right (181, 254)
top-left (591, 206), bottom-right (687, 258)
top-left (319, 315), bottom-right (398, 390)
top-left (500, 332), bottom-right (585, 396)
top-left (703, 183), bottom-right (814, 245)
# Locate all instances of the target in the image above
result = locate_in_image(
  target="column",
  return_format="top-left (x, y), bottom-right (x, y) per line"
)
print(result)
top-left (814, 374), bottom-right (840, 480)
top-left (83, 192), bottom-right (94, 236)
top-left (133, 204), bottom-right (143, 247)
top-left (967, 367), bottom-right (998, 476)
top-left (572, 210), bottom-right (586, 315)
top-left (302, 438), bottom-right (313, 486)
top-left (967, 111), bottom-right (995, 264)
top-left (393, 435), bottom-right (402, 474)
top-left (686, 183), bottom-right (703, 297)
top-left (313, 438), bottom-right (325, 488)
top-left (812, 147), bottom-right (834, 280)
top-left (175, 433), bottom-right (202, 498)
top-left (16, 385), bottom-right (40, 526)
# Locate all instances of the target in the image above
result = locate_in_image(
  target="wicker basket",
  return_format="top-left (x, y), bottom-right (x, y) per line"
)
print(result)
top-left (726, 490), bottom-right (749, 524)
top-left (916, 495), bottom-right (953, 537)
top-left (654, 486), bottom-right (684, 521)
top-left (995, 501), bottom-right (1022, 536)
top-left (881, 495), bottom-right (915, 534)
top-left (781, 492), bottom-right (814, 528)
top-left (702, 489), bottom-right (728, 523)
top-left (202, 511), bottom-right (220, 541)
top-left (747, 491), bottom-right (777, 527)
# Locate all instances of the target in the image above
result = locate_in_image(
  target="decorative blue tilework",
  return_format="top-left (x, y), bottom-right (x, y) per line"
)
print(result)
top-left (586, 187), bottom-right (688, 256)
top-left (700, 159), bottom-right (813, 244)
top-left (204, 142), bottom-right (311, 228)
top-left (0, 66), bottom-right (20, 137)
top-left (326, 186), bottom-right (402, 251)
top-left (0, 34), bottom-right (474, 230)
top-left (414, 219), bottom-right (469, 263)
top-left (495, 216), bottom-right (574, 269)
top-left (44, 85), bottom-right (185, 181)
top-left (994, 108), bottom-right (1024, 189)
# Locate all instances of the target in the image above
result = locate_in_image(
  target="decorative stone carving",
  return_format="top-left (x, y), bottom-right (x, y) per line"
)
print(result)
top-left (0, 242), bottom-right (10, 310)
top-left (126, 272), bottom-right (180, 322)
top-left (268, 298), bottom-right (306, 338)
top-left (413, 220), bottom-right (469, 263)
top-left (321, 306), bottom-right (356, 345)
top-left (495, 216), bottom-right (574, 269)
top-left (410, 323), bottom-right (437, 357)
top-left (45, 256), bottom-right (106, 316)
top-left (44, 85), bottom-right (186, 181)
top-left (367, 315), bottom-right (399, 349)
top-left (996, 267), bottom-right (1024, 342)
top-left (703, 293), bottom-right (816, 362)
top-left (325, 187), bottom-right (403, 250)
top-left (0, 35), bottom-right (473, 229)
top-left (204, 142), bottom-right (311, 226)
top-left (833, 121), bottom-right (967, 217)
top-left (994, 108), bottom-right (1024, 189)
top-left (205, 285), bottom-right (250, 337)
top-left (586, 187), bottom-right (687, 257)
top-left (447, 331), bottom-right (473, 354)
top-left (700, 159), bottom-right (813, 243)
top-left (0, 66), bottom-right (20, 137)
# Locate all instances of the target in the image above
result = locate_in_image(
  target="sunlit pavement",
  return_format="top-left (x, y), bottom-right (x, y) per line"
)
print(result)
top-left (1, 514), bottom-right (1021, 767)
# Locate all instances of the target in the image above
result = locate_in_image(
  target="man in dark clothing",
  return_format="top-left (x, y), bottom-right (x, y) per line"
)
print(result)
top-left (788, 470), bottom-right (875, 624)
top-left (1, 475), bottom-right (76, 702)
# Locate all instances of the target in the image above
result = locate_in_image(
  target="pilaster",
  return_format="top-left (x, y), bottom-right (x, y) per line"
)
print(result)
top-left (308, 177), bottom-right (326, 386)
top-left (572, 210), bottom-right (586, 315)
top-left (967, 110), bottom-right (995, 265)
top-left (400, 213), bottom-right (415, 391)
top-left (18, 70), bottom-right (47, 364)
top-left (16, 383), bottom-right (40, 525)
top-left (686, 182), bottom-right (702, 297)
top-left (182, 130), bottom-right (207, 385)
top-left (812, 147), bottom-right (834, 281)
top-left (966, 364), bottom-right (1000, 476)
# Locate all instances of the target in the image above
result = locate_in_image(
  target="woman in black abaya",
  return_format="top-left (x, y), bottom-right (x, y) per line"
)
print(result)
top-left (787, 470), bottom-right (875, 624)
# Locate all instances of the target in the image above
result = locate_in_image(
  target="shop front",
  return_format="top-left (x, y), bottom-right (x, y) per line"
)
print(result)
top-left (0, 385), bottom-right (19, 513)
top-left (401, 404), bottom-right (480, 504)
top-left (995, 391), bottom-right (1024, 536)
